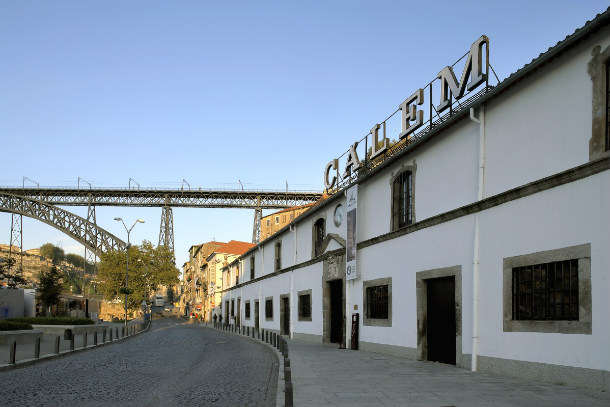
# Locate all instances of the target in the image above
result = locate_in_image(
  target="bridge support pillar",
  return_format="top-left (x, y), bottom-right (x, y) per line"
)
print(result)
top-left (159, 205), bottom-right (175, 258)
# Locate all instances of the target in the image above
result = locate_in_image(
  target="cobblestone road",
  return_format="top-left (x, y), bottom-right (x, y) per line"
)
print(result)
top-left (0, 318), bottom-right (278, 407)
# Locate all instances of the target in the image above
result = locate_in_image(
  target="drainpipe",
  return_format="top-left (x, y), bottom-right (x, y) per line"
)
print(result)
top-left (258, 245), bottom-right (264, 331)
top-left (469, 106), bottom-right (485, 372)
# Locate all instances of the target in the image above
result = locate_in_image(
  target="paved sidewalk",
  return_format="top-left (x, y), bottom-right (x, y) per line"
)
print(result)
top-left (282, 339), bottom-right (609, 407)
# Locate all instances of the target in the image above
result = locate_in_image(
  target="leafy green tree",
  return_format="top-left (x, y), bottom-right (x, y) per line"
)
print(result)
top-left (166, 286), bottom-right (175, 303)
top-left (37, 266), bottom-right (63, 315)
top-left (97, 240), bottom-right (179, 311)
top-left (65, 253), bottom-right (84, 269)
top-left (0, 257), bottom-right (27, 288)
top-left (40, 243), bottom-right (65, 264)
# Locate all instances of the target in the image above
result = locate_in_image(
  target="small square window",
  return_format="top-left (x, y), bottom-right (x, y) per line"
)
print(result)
top-left (298, 291), bottom-right (312, 321)
top-left (265, 297), bottom-right (273, 320)
top-left (363, 278), bottom-right (392, 327)
top-left (366, 285), bottom-right (389, 319)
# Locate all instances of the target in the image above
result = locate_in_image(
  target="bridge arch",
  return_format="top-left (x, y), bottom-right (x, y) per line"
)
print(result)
top-left (0, 192), bottom-right (126, 257)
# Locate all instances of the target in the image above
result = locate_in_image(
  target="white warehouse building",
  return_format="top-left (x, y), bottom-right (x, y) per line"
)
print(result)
top-left (220, 9), bottom-right (610, 391)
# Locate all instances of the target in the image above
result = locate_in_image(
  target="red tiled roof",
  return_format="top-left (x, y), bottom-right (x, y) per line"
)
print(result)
top-left (215, 240), bottom-right (255, 256)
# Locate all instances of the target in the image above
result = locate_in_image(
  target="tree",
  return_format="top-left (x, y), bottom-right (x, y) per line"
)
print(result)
top-left (40, 243), bottom-right (65, 264)
top-left (65, 253), bottom-right (85, 269)
top-left (97, 240), bottom-right (179, 311)
top-left (37, 266), bottom-right (63, 315)
top-left (0, 257), bottom-right (27, 288)
top-left (166, 286), bottom-right (175, 303)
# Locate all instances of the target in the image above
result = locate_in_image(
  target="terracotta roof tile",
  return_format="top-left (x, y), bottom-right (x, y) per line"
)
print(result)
top-left (215, 240), bottom-right (255, 256)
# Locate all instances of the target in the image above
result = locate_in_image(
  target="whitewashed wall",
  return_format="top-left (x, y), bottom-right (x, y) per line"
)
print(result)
top-left (218, 28), bottom-right (610, 384)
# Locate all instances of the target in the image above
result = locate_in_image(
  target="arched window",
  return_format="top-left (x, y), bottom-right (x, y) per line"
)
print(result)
top-left (313, 218), bottom-right (326, 257)
top-left (392, 171), bottom-right (412, 230)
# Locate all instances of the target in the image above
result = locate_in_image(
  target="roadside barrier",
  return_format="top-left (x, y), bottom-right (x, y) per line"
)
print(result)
top-left (1, 320), bottom-right (151, 369)
top-left (210, 323), bottom-right (294, 407)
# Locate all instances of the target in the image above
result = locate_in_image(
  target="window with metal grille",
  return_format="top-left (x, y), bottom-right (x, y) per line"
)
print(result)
top-left (298, 294), bottom-right (311, 319)
top-left (366, 285), bottom-right (389, 319)
top-left (313, 218), bottom-right (325, 257)
top-left (512, 259), bottom-right (579, 321)
top-left (265, 298), bottom-right (273, 319)
top-left (245, 302), bottom-right (250, 319)
top-left (392, 171), bottom-right (413, 230)
top-left (606, 62), bottom-right (610, 151)
top-left (250, 255), bottom-right (255, 280)
top-left (275, 241), bottom-right (282, 271)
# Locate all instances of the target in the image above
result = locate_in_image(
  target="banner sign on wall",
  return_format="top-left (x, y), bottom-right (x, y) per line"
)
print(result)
top-left (346, 185), bottom-right (358, 281)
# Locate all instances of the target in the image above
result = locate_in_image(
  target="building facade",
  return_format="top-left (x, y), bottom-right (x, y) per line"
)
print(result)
top-left (260, 203), bottom-right (317, 240)
top-left (204, 240), bottom-right (254, 322)
top-left (220, 10), bottom-right (610, 391)
top-left (180, 241), bottom-right (225, 317)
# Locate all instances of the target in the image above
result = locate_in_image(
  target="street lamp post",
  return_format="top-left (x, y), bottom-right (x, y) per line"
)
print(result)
top-left (114, 217), bottom-right (145, 332)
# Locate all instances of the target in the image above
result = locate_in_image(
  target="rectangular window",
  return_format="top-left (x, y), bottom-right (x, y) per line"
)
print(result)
top-left (245, 302), bottom-right (251, 319)
top-left (231, 299), bottom-right (235, 317)
top-left (275, 241), bottom-right (282, 271)
top-left (313, 218), bottom-right (325, 257)
top-left (266, 219), bottom-right (270, 226)
top-left (512, 259), bottom-right (579, 321)
top-left (299, 294), bottom-right (311, 319)
top-left (392, 171), bottom-right (413, 230)
top-left (250, 256), bottom-right (255, 280)
top-left (366, 285), bottom-right (389, 319)
top-left (275, 216), bottom-right (280, 224)
top-left (265, 298), bottom-right (273, 319)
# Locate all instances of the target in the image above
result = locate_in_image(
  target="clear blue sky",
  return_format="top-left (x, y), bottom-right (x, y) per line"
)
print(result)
top-left (1, 0), bottom-right (607, 270)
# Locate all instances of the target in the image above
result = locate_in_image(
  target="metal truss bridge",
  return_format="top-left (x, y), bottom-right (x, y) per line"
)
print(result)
top-left (0, 187), bottom-right (323, 270)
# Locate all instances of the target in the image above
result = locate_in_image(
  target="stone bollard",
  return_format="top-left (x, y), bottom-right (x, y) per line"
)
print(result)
top-left (35, 337), bottom-right (41, 358)
top-left (285, 366), bottom-right (291, 382)
top-left (84, 332), bottom-right (88, 348)
top-left (70, 334), bottom-right (75, 351)
top-left (279, 337), bottom-right (284, 353)
top-left (285, 381), bottom-right (294, 407)
top-left (9, 340), bottom-right (16, 364)
top-left (54, 335), bottom-right (60, 354)
top-left (284, 343), bottom-right (289, 358)
top-left (284, 357), bottom-right (290, 369)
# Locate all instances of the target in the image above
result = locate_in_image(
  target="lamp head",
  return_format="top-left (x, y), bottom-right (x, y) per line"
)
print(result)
top-left (137, 219), bottom-right (145, 223)
top-left (114, 217), bottom-right (122, 221)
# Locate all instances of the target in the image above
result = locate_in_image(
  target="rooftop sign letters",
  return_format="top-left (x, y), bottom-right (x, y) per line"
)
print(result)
top-left (324, 36), bottom-right (490, 191)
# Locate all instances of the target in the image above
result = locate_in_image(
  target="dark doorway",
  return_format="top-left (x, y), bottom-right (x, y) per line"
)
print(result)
top-left (254, 301), bottom-right (259, 331)
top-left (237, 299), bottom-right (241, 327)
top-left (426, 276), bottom-right (456, 365)
top-left (281, 296), bottom-right (290, 336)
top-left (329, 280), bottom-right (343, 344)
